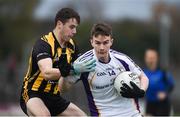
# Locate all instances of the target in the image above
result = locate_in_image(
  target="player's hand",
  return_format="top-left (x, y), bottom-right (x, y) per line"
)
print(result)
top-left (157, 91), bottom-right (167, 100)
top-left (73, 58), bottom-right (96, 74)
top-left (120, 81), bottom-right (145, 98)
top-left (58, 54), bottom-right (71, 77)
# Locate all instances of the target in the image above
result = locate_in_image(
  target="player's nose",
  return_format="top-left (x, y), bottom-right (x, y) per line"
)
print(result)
top-left (99, 44), bottom-right (105, 50)
top-left (72, 28), bottom-right (76, 35)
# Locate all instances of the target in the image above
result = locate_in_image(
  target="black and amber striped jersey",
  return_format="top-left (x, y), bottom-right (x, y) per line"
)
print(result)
top-left (22, 32), bottom-right (79, 95)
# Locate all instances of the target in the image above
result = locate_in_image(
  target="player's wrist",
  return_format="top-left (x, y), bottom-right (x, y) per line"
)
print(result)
top-left (71, 63), bottom-right (81, 75)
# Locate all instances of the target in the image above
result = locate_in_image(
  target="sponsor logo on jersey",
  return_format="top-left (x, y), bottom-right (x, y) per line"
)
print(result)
top-left (95, 82), bottom-right (114, 89)
top-left (48, 80), bottom-right (58, 84)
top-left (97, 72), bottom-right (107, 76)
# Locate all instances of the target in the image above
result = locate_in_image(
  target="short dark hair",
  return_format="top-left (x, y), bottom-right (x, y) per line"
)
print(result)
top-left (90, 23), bottom-right (112, 39)
top-left (55, 8), bottom-right (80, 26)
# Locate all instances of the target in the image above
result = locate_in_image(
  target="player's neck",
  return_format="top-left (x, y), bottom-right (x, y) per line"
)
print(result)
top-left (53, 29), bottom-right (66, 48)
top-left (97, 54), bottom-right (110, 64)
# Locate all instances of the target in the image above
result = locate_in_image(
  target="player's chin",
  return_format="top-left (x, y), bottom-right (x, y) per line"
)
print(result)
top-left (64, 38), bottom-right (71, 42)
top-left (98, 54), bottom-right (107, 60)
top-left (99, 53), bottom-right (107, 57)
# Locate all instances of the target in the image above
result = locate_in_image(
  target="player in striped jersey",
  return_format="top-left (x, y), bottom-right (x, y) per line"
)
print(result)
top-left (20, 8), bottom-right (90, 116)
top-left (60, 23), bottom-right (149, 116)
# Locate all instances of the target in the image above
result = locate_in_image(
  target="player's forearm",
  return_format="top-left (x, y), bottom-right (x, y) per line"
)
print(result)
top-left (38, 58), bottom-right (61, 80)
top-left (42, 68), bottom-right (61, 80)
top-left (139, 73), bottom-right (149, 91)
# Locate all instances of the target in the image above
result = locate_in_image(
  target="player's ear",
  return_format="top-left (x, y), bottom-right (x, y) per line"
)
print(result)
top-left (56, 20), bottom-right (63, 29)
top-left (90, 38), bottom-right (94, 47)
top-left (110, 38), bottom-right (114, 45)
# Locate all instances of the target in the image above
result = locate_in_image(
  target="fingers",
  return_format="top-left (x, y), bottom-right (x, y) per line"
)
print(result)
top-left (86, 62), bottom-right (96, 68)
top-left (86, 67), bottom-right (96, 72)
top-left (120, 90), bottom-right (131, 98)
top-left (120, 92), bottom-right (130, 98)
top-left (73, 57), bottom-right (96, 73)
top-left (85, 63), bottom-right (96, 72)
top-left (75, 57), bottom-right (96, 67)
top-left (122, 83), bottom-right (132, 91)
top-left (120, 86), bottom-right (127, 92)
top-left (77, 56), bottom-right (95, 63)
top-left (85, 58), bottom-right (96, 65)
top-left (84, 58), bottom-right (96, 71)
top-left (120, 83), bottom-right (133, 98)
top-left (130, 81), bottom-right (139, 90)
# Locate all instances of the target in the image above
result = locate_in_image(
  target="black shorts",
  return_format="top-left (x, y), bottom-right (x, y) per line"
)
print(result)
top-left (146, 100), bottom-right (171, 116)
top-left (20, 90), bottom-right (70, 116)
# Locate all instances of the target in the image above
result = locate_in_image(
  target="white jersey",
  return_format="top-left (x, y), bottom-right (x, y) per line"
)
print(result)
top-left (73, 49), bottom-right (143, 117)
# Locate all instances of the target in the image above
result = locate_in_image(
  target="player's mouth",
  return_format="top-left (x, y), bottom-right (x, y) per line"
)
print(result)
top-left (64, 36), bottom-right (72, 41)
top-left (98, 51), bottom-right (106, 55)
top-left (69, 34), bottom-right (74, 38)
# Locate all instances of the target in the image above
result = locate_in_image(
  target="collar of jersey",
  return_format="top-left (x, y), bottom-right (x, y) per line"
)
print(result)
top-left (51, 31), bottom-right (62, 48)
top-left (92, 49), bottom-right (112, 64)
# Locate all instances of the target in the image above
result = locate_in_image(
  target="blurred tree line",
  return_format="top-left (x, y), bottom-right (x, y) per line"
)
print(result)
top-left (0, 0), bottom-right (40, 61)
top-left (74, 20), bottom-right (159, 63)
top-left (0, 0), bottom-right (179, 66)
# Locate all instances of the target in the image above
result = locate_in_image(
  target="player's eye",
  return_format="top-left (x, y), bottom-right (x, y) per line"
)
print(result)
top-left (95, 42), bottom-right (101, 45)
top-left (70, 25), bottom-right (75, 29)
top-left (95, 40), bottom-right (101, 45)
top-left (103, 41), bottom-right (109, 45)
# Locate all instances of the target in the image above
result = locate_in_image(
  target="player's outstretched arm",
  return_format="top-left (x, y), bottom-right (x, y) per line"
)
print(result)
top-left (58, 56), bottom-right (97, 93)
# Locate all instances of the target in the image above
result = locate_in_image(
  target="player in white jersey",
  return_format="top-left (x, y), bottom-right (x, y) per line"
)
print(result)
top-left (59, 23), bottom-right (149, 116)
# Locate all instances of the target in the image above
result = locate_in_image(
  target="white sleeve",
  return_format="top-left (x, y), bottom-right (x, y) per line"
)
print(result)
top-left (123, 56), bottom-right (143, 76)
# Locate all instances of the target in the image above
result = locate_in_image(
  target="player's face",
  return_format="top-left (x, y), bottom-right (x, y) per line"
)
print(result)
top-left (145, 50), bottom-right (158, 70)
top-left (91, 35), bottom-right (113, 62)
top-left (59, 18), bottom-right (78, 42)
